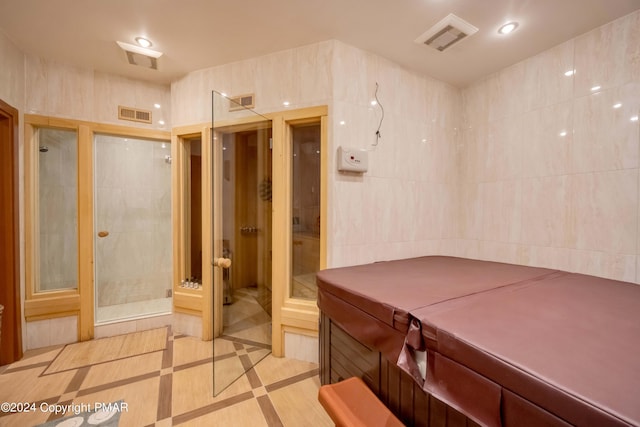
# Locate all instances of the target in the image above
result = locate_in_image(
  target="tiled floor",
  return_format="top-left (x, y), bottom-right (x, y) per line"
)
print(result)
top-left (1, 286), bottom-right (332, 426)
top-left (0, 326), bottom-right (333, 426)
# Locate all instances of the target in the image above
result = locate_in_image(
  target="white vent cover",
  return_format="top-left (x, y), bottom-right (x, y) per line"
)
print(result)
top-left (116, 41), bottom-right (163, 70)
top-left (414, 13), bottom-right (478, 52)
top-left (118, 106), bottom-right (152, 124)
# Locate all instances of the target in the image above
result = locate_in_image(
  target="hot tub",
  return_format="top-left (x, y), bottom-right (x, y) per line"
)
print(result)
top-left (317, 256), bottom-right (640, 426)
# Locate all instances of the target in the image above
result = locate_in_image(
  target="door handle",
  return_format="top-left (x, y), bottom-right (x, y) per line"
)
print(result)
top-left (98, 231), bottom-right (109, 238)
top-left (213, 257), bottom-right (232, 268)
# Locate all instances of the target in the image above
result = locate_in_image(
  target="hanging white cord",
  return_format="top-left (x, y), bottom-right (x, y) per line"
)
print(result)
top-left (372, 82), bottom-right (384, 148)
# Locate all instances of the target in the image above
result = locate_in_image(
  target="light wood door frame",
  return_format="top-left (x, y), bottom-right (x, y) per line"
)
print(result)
top-left (171, 126), bottom-right (214, 339)
top-left (173, 105), bottom-right (327, 353)
top-left (0, 98), bottom-right (22, 365)
top-left (24, 115), bottom-right (170, 342)
top-left (269, 106), bottom-right (328, 357)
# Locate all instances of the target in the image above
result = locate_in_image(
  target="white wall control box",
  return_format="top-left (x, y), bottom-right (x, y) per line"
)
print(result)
top-left (337, 146), bottom-right (368, 173)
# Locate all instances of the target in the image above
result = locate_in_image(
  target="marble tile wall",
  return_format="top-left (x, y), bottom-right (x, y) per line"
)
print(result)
top-left (173, 40), bottom-right (462, 268)
top-left (457, 10), bottom-right (640, 283)
top-left (172, 312), bottom-right (203, 338)
top-left (329, 42), bottom-right (461, 267)
top-left (284, 332), bottom-right (319, 364)
top-left (24, 55), bottom-right (171, 129)
top-left (25, 316), bottom-right (77, 349)
top-left (171, 41), bottom-right (334, 126)
top-left (5, 9), bottom-right (639, 352)
top-left (0, 30), bottom-right (25, 110)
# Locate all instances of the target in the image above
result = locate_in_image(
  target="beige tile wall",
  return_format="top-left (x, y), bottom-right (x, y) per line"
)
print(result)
top-left (25, 316), bottom-right (77, 349)
top-left (457, 10), bottom-right (640, 283)
top-left (207, 40), bottom-right (457, 267)
top-left (23, 54), bottom-right (171, 128)
top-left (3, 9), bottom-right (639, 356)
top-left (329, 42), bottom-right (460, 267)
top-left (171, 41), bottom-right (333, 126)
top-left (0, 31), bottom-right (25, 109)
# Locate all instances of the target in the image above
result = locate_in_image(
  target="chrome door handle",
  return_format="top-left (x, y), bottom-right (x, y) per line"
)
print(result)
top-left (213, 257), bottom-right (231, 268)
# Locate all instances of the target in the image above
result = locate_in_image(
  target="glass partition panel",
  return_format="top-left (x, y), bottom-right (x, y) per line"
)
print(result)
top-left (37, 128), bottom-right (78, 292)
top-left (212, 90), bottom-right (272, 396)
top-left (290, 123), bottom-right (321, 300)
top-left (183, 137), bottom-right (203, 286)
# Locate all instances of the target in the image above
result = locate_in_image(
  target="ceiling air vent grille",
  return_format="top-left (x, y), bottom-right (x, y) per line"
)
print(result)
top-left (118, 106), bottom-right (152, 124)
top-left (229, 94), bottom-right (255, 111)
top-left (415, 13), bottom-right (478, 52)
top-left (116, 41), bottom-right (163, 71)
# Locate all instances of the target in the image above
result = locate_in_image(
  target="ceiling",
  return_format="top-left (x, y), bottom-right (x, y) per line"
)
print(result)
top-left (1, 0), bottom-right (639, 88)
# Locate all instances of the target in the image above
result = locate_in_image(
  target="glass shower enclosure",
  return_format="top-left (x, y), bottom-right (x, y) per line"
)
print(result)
top-left (93, 134), bottom-right (173, 323)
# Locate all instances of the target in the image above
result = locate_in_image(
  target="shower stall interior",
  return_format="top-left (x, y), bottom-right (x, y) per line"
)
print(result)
top-left (33, 126), bottom-right (173, 336)
top-left (93, 134), bottom-right (172, 323)
top-left (37, 128), bottom-right (79, 293)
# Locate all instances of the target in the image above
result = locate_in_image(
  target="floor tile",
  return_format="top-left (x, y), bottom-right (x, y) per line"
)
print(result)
top-left (0, 289), bottom-right (330, 426)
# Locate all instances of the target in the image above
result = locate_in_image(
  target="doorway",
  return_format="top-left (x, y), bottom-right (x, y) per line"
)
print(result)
top-left (93, 134), bottom-right (173, 324)
top-left (212, 92), bottom-right (273, 395)
top-left (0, 98), bottom-right (22, 365)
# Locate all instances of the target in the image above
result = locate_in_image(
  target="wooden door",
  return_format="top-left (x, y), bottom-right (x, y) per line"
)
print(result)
top-left (233, 132), bottom-right (258, 290)
top-left (190, 154), bottom-right (202, 280)
top-left (0, 98), bottom-right (22, 365)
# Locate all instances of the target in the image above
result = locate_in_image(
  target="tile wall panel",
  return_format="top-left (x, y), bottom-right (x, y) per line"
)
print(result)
top-left (458, 10), bottom-right (640, 283)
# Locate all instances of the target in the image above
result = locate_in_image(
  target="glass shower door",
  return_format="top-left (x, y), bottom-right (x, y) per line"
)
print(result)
top-left (94, 134), bottom-right (172, 323)
top-left (212, 91), bottom-right (273, 395)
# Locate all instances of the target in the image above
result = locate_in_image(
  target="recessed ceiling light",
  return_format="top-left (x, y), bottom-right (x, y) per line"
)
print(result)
top-left (564, 70), bottom-right (576, 77)
top-left (591, 85), bottom-right (601, 92)
top-left (135, 37), bottom-right (152, 48)
top-left (283, 101), bottom-right (290, 106)
top-left (154, 103), bottom-right (161, 109)
top-left (498, 22), bottom-right (519, 35)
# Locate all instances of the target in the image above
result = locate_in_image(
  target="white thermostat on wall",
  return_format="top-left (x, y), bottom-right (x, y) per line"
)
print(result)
top-left (337, 146), bottom-right (369, 173)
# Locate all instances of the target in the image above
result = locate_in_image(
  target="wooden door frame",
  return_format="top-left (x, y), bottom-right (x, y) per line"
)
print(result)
top-left (0, 98), bottom-right (23, 365)
top-left (172, 105), bottom-right (327, 353)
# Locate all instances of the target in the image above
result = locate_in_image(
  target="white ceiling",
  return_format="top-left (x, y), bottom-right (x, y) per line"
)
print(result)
top-left (1, 0), bottom-right (639, 88)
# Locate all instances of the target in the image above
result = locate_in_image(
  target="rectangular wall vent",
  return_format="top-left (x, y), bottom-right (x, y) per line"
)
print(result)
top-left (229, 94), bottom-right (255, 111)
top-left (414, 13), bottom-right (478, 52)
top-left (118, 106), bottom-right (152, 124)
